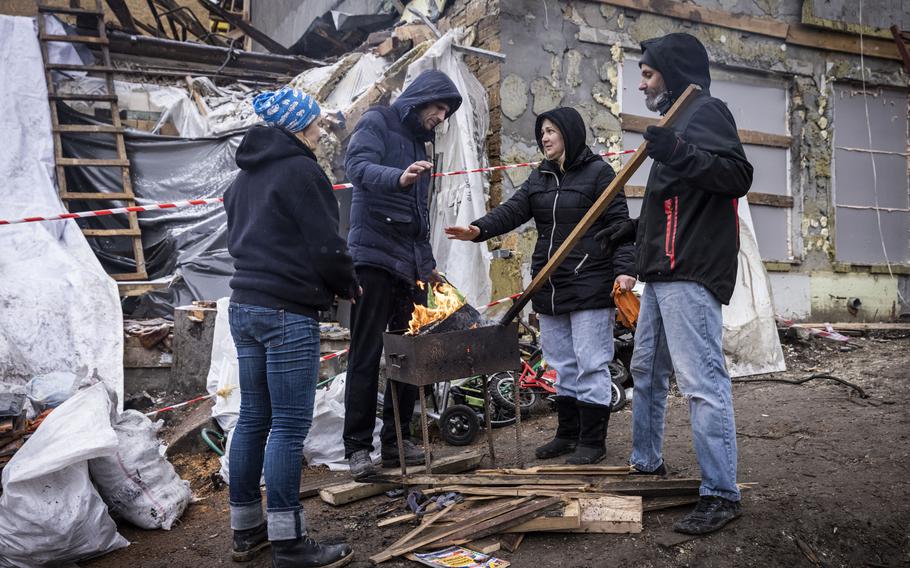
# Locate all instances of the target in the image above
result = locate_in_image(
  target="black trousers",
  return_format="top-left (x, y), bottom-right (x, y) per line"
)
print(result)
top-left (343, 266), bottom-right (423, 456)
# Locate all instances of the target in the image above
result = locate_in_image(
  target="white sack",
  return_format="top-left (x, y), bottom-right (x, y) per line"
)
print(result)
top-left (0, 384), bottom-right (128, 567)
top-left (89, 410), bottom-right (192, 530)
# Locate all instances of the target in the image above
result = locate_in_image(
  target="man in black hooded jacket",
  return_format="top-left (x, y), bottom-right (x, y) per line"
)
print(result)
top-left (597, 33), bottom-right (753, 534)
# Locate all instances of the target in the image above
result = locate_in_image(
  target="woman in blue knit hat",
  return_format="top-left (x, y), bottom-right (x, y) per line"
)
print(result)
top-left (223, 87), bottom-right (358, 568)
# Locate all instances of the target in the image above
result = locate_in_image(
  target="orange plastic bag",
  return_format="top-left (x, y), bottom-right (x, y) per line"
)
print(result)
top-left (612, 281), bottom-right (640, 330)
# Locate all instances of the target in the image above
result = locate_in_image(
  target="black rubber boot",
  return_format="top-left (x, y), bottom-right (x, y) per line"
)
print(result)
top-left (232, 522), bottom-right (270, 562)
top-left (271, 536), bottom-right (353, 568)
top-left (566, 401), bottom-right (610, 465)
top-left (535, 396), bottom-right (579, 459)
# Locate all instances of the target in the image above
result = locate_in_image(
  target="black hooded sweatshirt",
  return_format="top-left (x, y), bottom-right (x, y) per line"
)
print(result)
top-left (471, 107), bottom-right (635, 316)
top-left (635, 33), bottom-right (754, 304)
top-left (224, 125), bottom-right (358, 319)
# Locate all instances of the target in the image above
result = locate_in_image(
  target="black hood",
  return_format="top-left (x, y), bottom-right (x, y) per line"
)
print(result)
top-left (535, 106), bottom-right (590, 170)
top-left (235, 125), bottom-right (315, 170)
top-left (392, 69), bottom-right (463, 141)
top-left (640, 33), bottom-right (711, 107)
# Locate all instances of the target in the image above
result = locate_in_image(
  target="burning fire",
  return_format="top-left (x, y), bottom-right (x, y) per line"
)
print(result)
top-left (407, 282), bottom-right (465, 335)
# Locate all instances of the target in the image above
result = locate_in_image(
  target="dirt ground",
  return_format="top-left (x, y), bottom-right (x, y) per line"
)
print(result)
top-left (83, 331), bottom-right (910, 568)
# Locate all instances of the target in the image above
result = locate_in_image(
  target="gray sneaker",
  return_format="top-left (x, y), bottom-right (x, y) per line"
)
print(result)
top-left (347, 449), bottom-right (378, 481)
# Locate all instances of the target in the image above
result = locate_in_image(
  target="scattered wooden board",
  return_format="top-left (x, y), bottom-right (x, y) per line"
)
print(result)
top-left (565, 495), bottom-right (643, 534)
top-left (466, 537), bottom-right (501, 555)
top-left (377, 474), bottom-right (591, 487)
top-left (477, 465), bottom-right (633, 476)
top-left (432, 497), bottom-right (563, 548)
top-left (318, 450), bottom-right (483, 506)
top-left (504, 499), bottom-right (580, 533)
top-left (499, 532), bottom-right (525, 553)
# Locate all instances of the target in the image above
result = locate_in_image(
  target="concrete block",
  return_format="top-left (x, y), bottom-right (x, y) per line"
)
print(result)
top-left (171, 305), bottom-right (217, 399)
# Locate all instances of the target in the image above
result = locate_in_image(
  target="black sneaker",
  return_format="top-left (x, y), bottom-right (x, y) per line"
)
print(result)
top-left (232, 522), bottom-right (269, 562)
top-left (271, 536), bottom-right (353, 568)
top-left (347, 449), bottom-right (378, 481)
top-left (381, 439), bottom-right (426, 468)
top-left (630, 462), bottom-right (667, 475)
top-left (673, 496), bottom-right (742, 535)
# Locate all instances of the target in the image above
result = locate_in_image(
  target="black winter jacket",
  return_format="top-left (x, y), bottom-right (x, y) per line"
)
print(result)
top-left (635, 33), bottom-right (753, 304)
top-left (225, 126), bottom-right (358, 319)
top-left (471, 107), bottom-right (635, 316)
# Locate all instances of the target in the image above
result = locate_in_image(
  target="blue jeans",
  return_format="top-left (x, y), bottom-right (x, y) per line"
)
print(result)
top-left (629, 281), bottom-right (740, 501)
top-left (539, 308), bottom-right (616, 407)
top-left (227, 302), bottom-right (320, 541)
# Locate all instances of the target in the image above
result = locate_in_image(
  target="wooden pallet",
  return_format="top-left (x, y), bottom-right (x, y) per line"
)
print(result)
top-left (36, 1), bottom-right (147, 281)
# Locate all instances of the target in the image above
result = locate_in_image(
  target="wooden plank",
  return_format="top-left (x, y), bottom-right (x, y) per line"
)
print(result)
top-left (53, 125), bottom-right (124, 134)
top-left (40, 34), bottom-right (109, 45)
top-left (111, 270), bottom-right (149, 281)
top-left (501, 85), bottom-right (701, 324)
top-left (786, 24), bottom-right (901, 61)
top-left (57, 159), bottom-right (130, 167)
top-left (564, 495), bottom-right (642, 534)
top-left (621, 113), bottom-right (791, 148)
top-left (503, 499), bottom-right (581, 532)
top-left (318, 450), bottom-right (484, 506)
top-left (593, 0), bottom-right (788, 38)
top-left (597, 478), bottom-right (702, 497)
top-left (49, 93), bottom-right (118, 103)
top-left (476, 465), bottom-right (633, 475)
top-left (466, 537), bottom-right (501, 555)
top-left (37, 4), bottom-right (104, 16)
top-left (377, 512), bottom-right (417, 528)
top-left (374, 474), bottom-right (592, 487)
top-left (747, 192), bottom-right (794, 208)
top-left (46, 64), bottom-right (116, 73)
top-left (424, 485), bottom-right (592, 498)
top-left (499, 532), bottom-right (524, 553)
top-left (793, 322), bottom-right (910, 331)
top-left (81, 228), bottom-right (142, 237)
top-left (430, 497), bottom-right (563, 549)
top-left (60, 192), bottom-right (133, 200)
top-left (371, 497), bottom-right (532, 563)
top-left (643, 495), bottom-right (700, 512)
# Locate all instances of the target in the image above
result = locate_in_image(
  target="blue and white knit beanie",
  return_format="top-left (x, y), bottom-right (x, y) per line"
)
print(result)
top-left (252, 87), bottom-right (321, 133)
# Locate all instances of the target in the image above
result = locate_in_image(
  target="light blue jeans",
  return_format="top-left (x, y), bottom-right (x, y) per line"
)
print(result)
top-left (228, 302), bottom-right (320, 541)
top-left (539, 308), bottom-right (616, 407)
top-left (629, 281), bottom-right (740, 501)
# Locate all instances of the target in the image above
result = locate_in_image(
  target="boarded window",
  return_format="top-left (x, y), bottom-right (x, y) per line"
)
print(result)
top-left (620, 58), bottom-right (793, 261)
top-left (832, 84), bottom-right (909, 265)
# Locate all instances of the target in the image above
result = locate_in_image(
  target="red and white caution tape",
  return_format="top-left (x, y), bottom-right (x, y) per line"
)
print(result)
top-left (0, 150), bottom-right (636, 226)
top-left (776, 317), bottom-right (851, 343)
top-left (478, 292), bottom-right (522, 311)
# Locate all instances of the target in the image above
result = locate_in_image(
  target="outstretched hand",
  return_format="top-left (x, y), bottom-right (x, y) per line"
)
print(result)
top-left (399, 160), bottom-right (433, 187)
top-left (444, 225), bottom-right (481, 241)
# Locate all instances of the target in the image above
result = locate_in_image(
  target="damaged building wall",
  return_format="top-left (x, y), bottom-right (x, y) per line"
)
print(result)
top-left (485, 0), bottom-right (909, 322)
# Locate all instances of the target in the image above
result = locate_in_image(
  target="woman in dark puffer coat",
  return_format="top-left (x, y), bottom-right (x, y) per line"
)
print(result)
top-left (446, 107), bottom-right (636, 464)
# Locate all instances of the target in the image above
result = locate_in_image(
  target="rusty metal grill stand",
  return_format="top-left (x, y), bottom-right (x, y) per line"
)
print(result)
top-left (383, 323), bottom-right (520, 477)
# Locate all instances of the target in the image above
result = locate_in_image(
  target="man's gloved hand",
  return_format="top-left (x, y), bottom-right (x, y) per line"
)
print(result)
top-left (643, 125), bottom-right (682, 164)
top-left (595, 218), bottom-right (637, 257)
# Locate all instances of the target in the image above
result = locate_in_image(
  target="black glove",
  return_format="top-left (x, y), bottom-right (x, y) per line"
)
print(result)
top-left (595, 218), bottom-right (637, 257)
top-left (643, 125), bottom-right (682, 164)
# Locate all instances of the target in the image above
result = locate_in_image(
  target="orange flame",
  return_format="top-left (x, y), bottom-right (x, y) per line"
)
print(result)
top-left (407, 282), bottom-right (465, 335)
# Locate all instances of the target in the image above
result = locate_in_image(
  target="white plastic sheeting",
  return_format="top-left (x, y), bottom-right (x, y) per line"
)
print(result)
top-left (722, 200), bottom-right (787, 377)
top-left (405, 31), bottom-right (492, 307)
top-left (0, 384), bottom-right (129, 567)
top-left (206, 298), bottom-right (381, 476)
top-left (0, 15), bottom-right (123, 408)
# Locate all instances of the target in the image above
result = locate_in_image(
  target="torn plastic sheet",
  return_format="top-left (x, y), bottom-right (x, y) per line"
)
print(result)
top-left (55, 102), bottom-right (240, 318)
top-left (722, 199), bottom-right (787, 377)
top-left (0, 15), bottom-right (123, 407)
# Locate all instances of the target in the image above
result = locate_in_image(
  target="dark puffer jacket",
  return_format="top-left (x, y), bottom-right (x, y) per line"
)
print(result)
top-left (225, 126), bottom-right (358, 320)
top-left (345, 70), bottom-right (462, 283)
top-left (471, 107), bottom-right (635, 316)
top-left (634, 33), bottom-right (754, 305)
